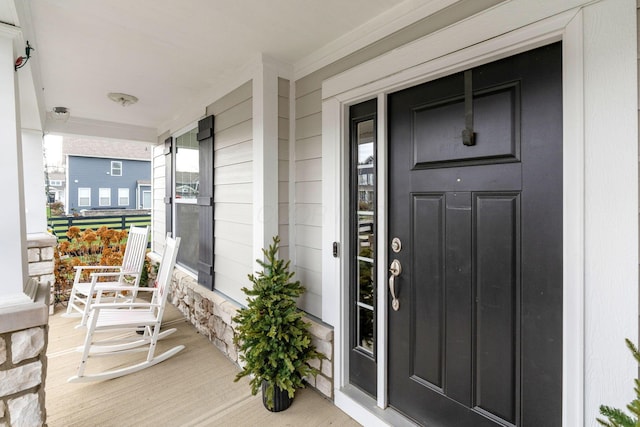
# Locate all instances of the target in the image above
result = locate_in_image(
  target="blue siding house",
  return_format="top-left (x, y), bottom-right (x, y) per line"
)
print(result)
top-left (60, 136), bottom-right (152, 215)
top-left (67, 155), bottom-right (151, 212)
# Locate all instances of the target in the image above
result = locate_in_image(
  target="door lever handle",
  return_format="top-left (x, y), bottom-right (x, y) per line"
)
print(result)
top-left (389, 259), bottom-right (402, 311)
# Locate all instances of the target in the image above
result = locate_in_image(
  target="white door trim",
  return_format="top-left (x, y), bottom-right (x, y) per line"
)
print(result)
top-left (322, 1), bottom-right (638, 425)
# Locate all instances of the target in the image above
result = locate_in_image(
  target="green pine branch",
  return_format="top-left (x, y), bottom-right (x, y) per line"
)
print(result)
top-left (597, 339), bottom-right (640, 427)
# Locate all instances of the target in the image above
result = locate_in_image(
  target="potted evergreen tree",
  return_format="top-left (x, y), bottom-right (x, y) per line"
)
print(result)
top-left (233, 236), bottom-right (324, 411)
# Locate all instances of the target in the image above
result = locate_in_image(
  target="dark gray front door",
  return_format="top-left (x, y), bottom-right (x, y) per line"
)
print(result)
top-left (387, 43), bottom-right (562, 426)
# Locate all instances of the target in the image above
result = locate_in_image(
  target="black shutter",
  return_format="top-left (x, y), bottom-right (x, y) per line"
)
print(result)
top-left (164, 136), bottom-right (173, 235)
top-left (197, 115), bottom-right (215, 290)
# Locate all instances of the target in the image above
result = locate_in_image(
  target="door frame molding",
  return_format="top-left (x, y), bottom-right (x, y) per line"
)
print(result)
top-left (321, 1), bottom-right (637, 426)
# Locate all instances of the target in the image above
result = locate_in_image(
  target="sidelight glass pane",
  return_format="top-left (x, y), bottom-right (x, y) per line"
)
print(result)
top-left (358, 259), bottom-right (374, 307)
top-left (352, 118), bottom-right (376, 356)
top-left (358, 307), bottom-right (374, 353)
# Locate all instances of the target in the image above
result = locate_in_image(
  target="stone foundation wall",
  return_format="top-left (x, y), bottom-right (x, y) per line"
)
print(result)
top-left (0, 283), bottom-right (49, 427)
top-left (26, 233), bottom-right (57, 315)
top-left (168, 268), bottom-right (335, 399)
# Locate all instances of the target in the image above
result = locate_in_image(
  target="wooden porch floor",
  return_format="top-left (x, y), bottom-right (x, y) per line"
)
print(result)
top-left (45, 302), bottom-right (359, 427)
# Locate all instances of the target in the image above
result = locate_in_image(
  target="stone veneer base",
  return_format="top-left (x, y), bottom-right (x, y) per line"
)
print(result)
top-left (0, 282), bottom-right (49, 427)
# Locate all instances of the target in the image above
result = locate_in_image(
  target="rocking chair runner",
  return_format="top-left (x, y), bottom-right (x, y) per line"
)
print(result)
top-left (68, 236), bottom-right (183, 383)
top-left (64, 225), bottom-right (150, 327)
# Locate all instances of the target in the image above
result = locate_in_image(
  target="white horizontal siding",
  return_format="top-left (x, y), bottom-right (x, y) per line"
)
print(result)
top-left (295, 158), bottom-right (321, 182)
top-left (295, 266), bottom-right (322, 313)
top-left (206, 82), bottom-right (254, 302)
top-left (294, 81), bottom-right (323, 318)
top-left (296, 89), bottom-right (322, 119)
top-left (215, 140), bottom-right (252, 167)
top-left (278, 78), bottom-right (291, 262)
top-left (278, 182), bottom-right (289, 203)
top-left (296, 112), bottom-right (321, 140)
top-left (295, 182), bottom-right (322, 204)
top-left (151, 143), bottom-right (167, 252)
top-left (294, 203), bottom-right (323, 227)
top-left (296, 136), bottom-right (322, 160)
top-left (215, 203), bottom-right (253, 224)
top-left (214, 99), bottom-right (252, 133)
top-left (214, 237), bottom-right (252, 261)
top-left (295, 225), bottom-right (322, 248)
top-left (215, 120), bottom-right (253, 151)
top-left (215, 183), bottom-right (253, 204)
top-left (214, 163), bottom-right (252, 185)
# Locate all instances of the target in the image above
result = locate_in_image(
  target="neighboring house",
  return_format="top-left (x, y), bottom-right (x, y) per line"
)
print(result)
top-left (46, 171), bottom-right (65, 203)
top-left (3, 1), bottom-right (640, 427)
top-left (66, 156), bottom-right (151, 212)
top-left (63, 137), bottom-right (151, 213)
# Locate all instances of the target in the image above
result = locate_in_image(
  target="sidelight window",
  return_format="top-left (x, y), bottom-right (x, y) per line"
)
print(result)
top-left (349, 99), bottom-right (378, 397)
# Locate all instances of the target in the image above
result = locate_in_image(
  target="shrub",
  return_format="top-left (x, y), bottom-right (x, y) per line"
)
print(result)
top-left (53, 226), bottom-right (129, 304)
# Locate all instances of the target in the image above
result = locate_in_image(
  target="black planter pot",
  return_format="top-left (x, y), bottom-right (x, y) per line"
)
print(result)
top-left (261, 381), bottom-right (293, 412)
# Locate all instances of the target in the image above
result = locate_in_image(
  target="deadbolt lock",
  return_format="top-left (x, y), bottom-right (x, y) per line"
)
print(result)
top-left (391, 237), bottom-right (402, 253)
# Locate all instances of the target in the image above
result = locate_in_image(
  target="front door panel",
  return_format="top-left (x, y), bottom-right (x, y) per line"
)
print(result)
top-left (387, 43), bottom-right (562, 426)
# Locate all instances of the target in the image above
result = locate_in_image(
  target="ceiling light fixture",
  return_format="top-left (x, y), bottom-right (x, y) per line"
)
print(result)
top-left (107, 92), bottom-right (139, 107)
top-left (51, 106), bottom-right (70, 121)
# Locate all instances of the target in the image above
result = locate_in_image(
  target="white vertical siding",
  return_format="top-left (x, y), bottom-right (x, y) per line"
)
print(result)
top-left (206, 81), bottom-right (254, 304)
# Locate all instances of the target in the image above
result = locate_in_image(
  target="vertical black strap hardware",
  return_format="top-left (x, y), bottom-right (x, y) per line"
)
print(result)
top-left (462, 70), bottom-right (476, 146)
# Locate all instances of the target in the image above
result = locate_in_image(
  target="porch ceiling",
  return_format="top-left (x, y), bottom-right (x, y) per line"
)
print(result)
top-left (7, 0), bottom-right (441, 139)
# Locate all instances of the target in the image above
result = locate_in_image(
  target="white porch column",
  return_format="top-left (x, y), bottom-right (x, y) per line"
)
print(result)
top-left (252, 55), bottom-right (280, 266)
top-left (0, 23), bottom-right (29, 307)
top-left (22, 129), bottom-right (47, 233)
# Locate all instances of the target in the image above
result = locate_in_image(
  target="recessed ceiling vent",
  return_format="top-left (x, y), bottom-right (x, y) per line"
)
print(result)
top-left (108, 92), bottom-right (139, 107)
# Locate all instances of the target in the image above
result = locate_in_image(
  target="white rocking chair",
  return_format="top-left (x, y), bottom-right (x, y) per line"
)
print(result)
top-left (64, 225), bottom-right (150, 327)
top-left (68, 235), bottom-right (183, 383)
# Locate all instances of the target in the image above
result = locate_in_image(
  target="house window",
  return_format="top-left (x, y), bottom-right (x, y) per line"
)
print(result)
top-left (165, 115), bottom-right (214, 289)
top-left (78, 187), bottom-right (91, 207)
top-left (99, 188), bottom-right (111, 206)
top-left (142, 190), bottom-right (151, 209)
top-left (111, 161), bottom-right (123, 176)
top-left (118, 188), bottom-right (129, 206)
top-left (174, 127), bottom-right (199, 273)
top-left (49, 179), bottom-right (62, 186)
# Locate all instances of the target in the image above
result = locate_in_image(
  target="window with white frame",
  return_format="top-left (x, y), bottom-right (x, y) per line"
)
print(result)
top-left (118, 188), bottom-right (129, 206)
top-left (142, 190), bottom-right (151, 209)
top-left (99, 188), bottom-right (111, 206)
top-left (78, 188), bottom-right (91, 206)
top-left (49, 179), bottom-right (62, 186)
top-left (111, 161), bottom-right (123, 176)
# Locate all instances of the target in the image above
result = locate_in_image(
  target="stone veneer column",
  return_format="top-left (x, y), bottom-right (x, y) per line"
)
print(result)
top-left (26, 233), bottom-right (58, 315)
top-left (0, 282), bottom-right (49, 426)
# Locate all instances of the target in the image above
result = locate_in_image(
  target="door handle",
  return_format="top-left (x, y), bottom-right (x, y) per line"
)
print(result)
top-left (389, 259), bottom-right (402, 311)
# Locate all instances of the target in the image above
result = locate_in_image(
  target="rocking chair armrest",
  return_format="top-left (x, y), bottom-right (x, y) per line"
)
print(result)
top-left (91, 302), bottom-right (161, 311)
top-left (88, 271), bottom-right (140, 280)
top-left (93, 284), bottom-right (156, 293)
top-left (74, 265), bottom-right (123, 271)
